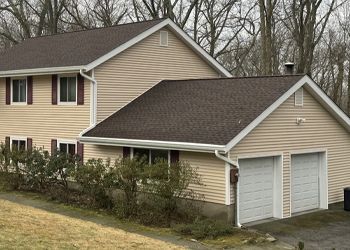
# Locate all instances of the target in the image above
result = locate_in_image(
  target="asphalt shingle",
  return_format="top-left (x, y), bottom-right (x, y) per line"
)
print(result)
top-left (83, 75), bottom-right (305, 145)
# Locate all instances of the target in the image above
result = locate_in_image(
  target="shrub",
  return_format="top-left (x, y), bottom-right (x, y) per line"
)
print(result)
top-left (45, 151), bottom-right (77, 198)
top-left (22, 148), bottom-right (50, 191)
top-left (140, 160), bottom-right (203, 226)
top-left (173, 218), bottom-right (234, 240)
top-left (0, 143), bottom-right (11, 172)
top-left (74, 158), bottom-right (113, 208)
top-left (111, 157), bottom-right (147, 218)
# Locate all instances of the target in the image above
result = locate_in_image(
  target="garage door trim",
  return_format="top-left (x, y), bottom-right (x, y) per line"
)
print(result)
top-left (289, 148), bottom-right (328, 216)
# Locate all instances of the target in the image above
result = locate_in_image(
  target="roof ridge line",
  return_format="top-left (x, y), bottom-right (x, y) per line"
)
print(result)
top-left (162, 74), bottom-right (306, 83)
top-left (26, 18), bottom-right (166, 41)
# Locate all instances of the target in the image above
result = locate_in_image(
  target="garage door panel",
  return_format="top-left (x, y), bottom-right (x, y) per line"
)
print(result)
top-left (291, 153), bottom-right (319, 213)
top-left (239, 157), bottom-right (274, 223)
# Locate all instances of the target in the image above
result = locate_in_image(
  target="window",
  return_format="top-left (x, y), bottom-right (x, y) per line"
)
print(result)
top-left (58, 142), bottom-right (76, 156)
top-left (11, 138), bottom-right (26, 151)
top-left (12, 79), bottom-right (27, 103)
top-left (295, 88), bottom-right (303, 106)
top-left (133, 148), bottom-right (169, 164)
top-left (59, 76), bottom-right (77, 103)
top-left (160, 31), bottom-right (168, 46)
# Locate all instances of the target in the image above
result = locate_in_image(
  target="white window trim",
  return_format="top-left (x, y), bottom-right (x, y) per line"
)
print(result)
top-left (294, 87), bottom-right (303, 107)
top-left (130, 148), bottom-right (170, 165)
top-left (57, 74), bottom-right (78, 105)
top-left (159, 30), bottom-right (168, 47)
top-left (10, 136), bottom-right (27, 151)
top-left (11, 77), bottom-right (27, 105)
top-left (56, 139), bottom-right (77, 154)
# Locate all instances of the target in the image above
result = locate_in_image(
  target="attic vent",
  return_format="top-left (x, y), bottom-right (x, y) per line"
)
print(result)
top-left (160, 31), bottom-right (168, 46)
top-left (295, 88), bottom-right (303, 106)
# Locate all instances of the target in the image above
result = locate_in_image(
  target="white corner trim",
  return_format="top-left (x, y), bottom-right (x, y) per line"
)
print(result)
top-left (225, 162), bottom-right (231, 205)
top-left (84, 19), bottom-right (232, 77)
top-left (78, 136), bottom-right (225, 153)
top-left (0, 66), bottom-right (83, 77)
top-left (225, 75), bottom-right (350, 152)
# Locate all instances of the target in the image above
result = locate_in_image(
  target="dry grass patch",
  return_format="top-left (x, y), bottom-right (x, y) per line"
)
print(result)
top-left (0, 199), bottom-right (184, 250)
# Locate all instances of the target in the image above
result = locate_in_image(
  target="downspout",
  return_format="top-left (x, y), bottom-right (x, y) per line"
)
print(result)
top-left (80, 69), bottom-right (97, 125)
top-left (214, 150), bottom-right (241, 228)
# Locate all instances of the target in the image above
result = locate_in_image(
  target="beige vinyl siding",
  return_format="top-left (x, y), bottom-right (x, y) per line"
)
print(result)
top-left (0, 75), bottom-right (90, 151)
top-left (229, 89), bottom-right (350, 217)
top-left (84, 144), bottom-right (122, 163)
top-left (94, 28), bottom-right (219, 122)
top-left (180, 151), bottom-right (225, 204)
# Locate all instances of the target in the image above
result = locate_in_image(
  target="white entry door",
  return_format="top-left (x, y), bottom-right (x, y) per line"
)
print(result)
top-left (291, 153), bottom-right (320, 213)
top-left (239, 157), bottom-right (274, 223)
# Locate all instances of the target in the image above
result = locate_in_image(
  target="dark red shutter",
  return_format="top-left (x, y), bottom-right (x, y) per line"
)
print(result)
top-left (77, 74), bottom-right (84, 105)
top-left (52, 75), bottom-right (57, 105)
top-left (123, 147), bottom-right (131, 158)
top-left (77, 142), bottom-right (84, 162)
top-left (51, 139), bottom-right (57, 155)
top-left (5, 77), bottom-right (11, 105)
top-left (5, 136), bottom-right (10, 150)
top-left (170, 150), bottom-right (179, 163)
top-left (27, 138), bottom-right (33, 151)
top-left (27, 76), bottom-right (33, 105)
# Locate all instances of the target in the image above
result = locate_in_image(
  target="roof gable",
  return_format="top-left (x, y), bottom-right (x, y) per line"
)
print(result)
top-left (0, 19), bottom-right (163, 73)
top-left (82, 75), bottom-right (304, 146)
top-left (80, 75), bottom-right (350, 153)
top-left (0, 19), bottom-right (231, 77)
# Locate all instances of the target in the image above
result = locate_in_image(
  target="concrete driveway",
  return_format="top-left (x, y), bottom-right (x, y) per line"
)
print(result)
top-left (251, 203), bottom-right (350, 249)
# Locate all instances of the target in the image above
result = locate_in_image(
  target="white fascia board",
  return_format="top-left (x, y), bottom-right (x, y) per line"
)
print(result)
top-left (224, 75), bottom-right (310, 152)
top-left (84, 19), bottom-right (232, 77)
top-left (225, 74), bottom-right (350, 152)
top-left (0, 66), bottom-right (83, 77)
top-left (79, 136), bottom-right (226, 153)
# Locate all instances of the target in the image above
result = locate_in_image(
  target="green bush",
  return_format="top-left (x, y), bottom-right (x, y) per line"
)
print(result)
top-left (140, 160), bottom-right (203, 226)
top-left (74, 158), bottom-right (113, 208)
top-left (173, 218), bottom-right (234, 240)
top-left (22, 148), bottom-right (50, 191)
top-left (111, 157), bottom-right (147, 218)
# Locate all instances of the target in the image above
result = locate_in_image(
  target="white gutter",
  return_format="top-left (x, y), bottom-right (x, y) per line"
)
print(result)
top-left (0, 66), bottom-right (84, 77)
top-left (214, 150), bottom-right (241, 228)
top-left (79, 69), bottom-right (97, 125)
top-left (79, 136), bottom-right (225, 153)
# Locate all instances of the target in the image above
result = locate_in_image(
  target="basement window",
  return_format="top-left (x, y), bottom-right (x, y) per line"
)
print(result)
top-left (295, 88), bottom-right (303, 106)
top-left (160, 31), bottom-right (168, 47)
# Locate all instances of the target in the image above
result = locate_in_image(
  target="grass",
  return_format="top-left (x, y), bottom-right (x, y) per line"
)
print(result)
top-left (0, 198), bottom-right (183, 249)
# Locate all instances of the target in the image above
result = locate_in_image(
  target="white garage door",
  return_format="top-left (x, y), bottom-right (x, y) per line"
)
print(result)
top-left (291, 153), bottom-right (319, 213)
top-left (239, 157), bottom-right (274, 223)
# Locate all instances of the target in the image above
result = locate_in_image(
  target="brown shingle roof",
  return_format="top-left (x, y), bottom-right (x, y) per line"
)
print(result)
top-left (83, 75), bottom-right (304, 145)
top-left (0, 19), bottom-right (164, 71)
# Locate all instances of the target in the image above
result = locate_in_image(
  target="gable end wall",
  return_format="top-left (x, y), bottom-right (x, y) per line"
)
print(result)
top-left (229, 89), bottom-right (350, 217)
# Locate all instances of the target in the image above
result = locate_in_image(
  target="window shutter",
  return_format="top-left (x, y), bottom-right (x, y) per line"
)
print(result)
top-left (52, 75), bottom-right (58, 105)
top-left (27, 138), bottom-right (33, 151)
top-left (77, 142), bottom-right (84, 162)
top-left (5, 77), bottom-right (11, 105)
top-left (27, 76), bottom-right (33, 105)
top-left (123, 147), bottom-right (130, 158)
top-left (77, 74), bottom-right (84, 105)
top-left (5, 136), bottom-right (10, 150)
top-left (51, 139), bottom-right (57, 155)
top-left (170, 150), bottom-right (179, 163)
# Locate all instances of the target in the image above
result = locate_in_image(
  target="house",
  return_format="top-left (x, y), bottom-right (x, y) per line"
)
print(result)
top-left (0, 18), bottom-right (350, 226)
